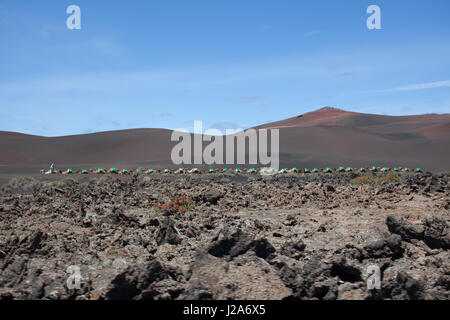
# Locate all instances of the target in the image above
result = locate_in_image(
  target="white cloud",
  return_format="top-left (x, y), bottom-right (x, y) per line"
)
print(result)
top-left (304, 30), bottom-right (320, 37)
top-left (387, 80), bottom-right (450, 92)
top-left (160, 112), bottom-right (175, 118)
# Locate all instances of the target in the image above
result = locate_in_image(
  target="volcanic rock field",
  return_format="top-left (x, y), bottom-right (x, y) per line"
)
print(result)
top-left (0, 171), bottom-right (448, 300)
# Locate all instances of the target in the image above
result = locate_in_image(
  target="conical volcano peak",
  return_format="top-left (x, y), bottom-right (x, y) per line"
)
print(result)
top-left (299, 106), bottom-right (350, 118)
top-left (315, 106), bottom-right (345, 113)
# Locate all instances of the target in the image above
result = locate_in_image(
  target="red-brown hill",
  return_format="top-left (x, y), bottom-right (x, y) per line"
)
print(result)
top-left (1, 107), bottom-right (449, 172)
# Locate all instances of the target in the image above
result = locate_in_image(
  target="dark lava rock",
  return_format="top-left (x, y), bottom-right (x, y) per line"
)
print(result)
top-left (367, 239), bottom-right (385, 251)
top-left (386, 234), bottom-right (403, 258)
top-left (281, 239), bottom-right (306, 259)
top-left (155, 217), bottom-right (181, 245)
top-left (208, 229), bottom-right (252, 259)
top-left (196, 190), bottom-right (224, 205)
top-left (1, 255), bottom-right (28, 288)
top-left (208, 229), bottom-right (276, 261)
top-left (386, 216), bottom-right (424, 242)
top-left (382, 269), bottom-right (424, 300)
top-left (251, 238), bottom-right (276, 260)
top-left (105, 260), bottom-right (163, 300)
top-left (311, 279), bottom-right (338, 300)
top-left (303, 255), bottom-right (325, 277)
top-left (330, 257), bottom-right (362, 283)
top-left (423, 217), bottom-right (449, 250)
top-left (27, 230), bottom-right (46, 252)
top-left (437, 275), bottom-right (450, 290)
top-left (394, 272), bottom-right (423, 300)
top-left (182, 253), bottom-right (226, 300)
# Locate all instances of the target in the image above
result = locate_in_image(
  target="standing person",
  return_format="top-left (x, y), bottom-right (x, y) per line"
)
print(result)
top-left (50, 163), bottom-right (55, 173)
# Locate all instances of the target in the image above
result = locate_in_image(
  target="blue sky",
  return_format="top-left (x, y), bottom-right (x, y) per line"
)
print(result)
top-left (0, 0), bottom-right (449, 136)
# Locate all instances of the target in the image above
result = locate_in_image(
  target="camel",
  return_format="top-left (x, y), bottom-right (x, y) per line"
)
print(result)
top-left (92, 168), bottom-right (105, 174)
top-left (80, 169), bottom-right (89, 174)
top-left (41, 169), bottom-right (57, 175)
top-left (188, 168), bottom-right (200, 174)
top-left (260, 168), bottom-right (272, 175)
top-left (62, 169), bottom-right (73, 175)
top-left (108, 168), bottom-right (118, 174)
top-left (119, 169), bottom-right (130, 175)
top-left (41, 164), bottom-right (57, 174)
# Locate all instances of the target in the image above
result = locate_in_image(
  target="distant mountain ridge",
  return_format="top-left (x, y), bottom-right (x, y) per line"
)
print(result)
top-left (1, 107), bottom-right (449, 171)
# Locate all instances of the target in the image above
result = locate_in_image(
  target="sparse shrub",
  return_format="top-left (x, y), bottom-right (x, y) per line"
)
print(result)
top-left (154, 196), bottom-right (195, 214)
top-left (350, 175), bottom-right (375, 185)
top-left (376, 172), bottom-right (400, 184)
top-left (247, 176), bottom-right (260, 182)
top-left (350, 173), bottom-right (400, 185)
top-left (1, 176), bottom-right (42, 194)
top-left (97, 175), bottom-right (118, 185)
top-left (1, 184), bottom-right (14, 193)
top-left (44, 178), bottom-right (76, 189)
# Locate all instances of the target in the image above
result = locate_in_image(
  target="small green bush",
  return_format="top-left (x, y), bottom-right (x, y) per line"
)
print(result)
top-left (350, 176), bottom-right (376, 185)
top-left (350, 173), bottom-right (400, 185)
top-left (376, 172), bottom-right (400, 184)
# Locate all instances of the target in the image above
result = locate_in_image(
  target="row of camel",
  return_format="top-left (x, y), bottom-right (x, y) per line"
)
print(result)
top-left (40, 166), bottom-right (422, 175)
